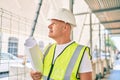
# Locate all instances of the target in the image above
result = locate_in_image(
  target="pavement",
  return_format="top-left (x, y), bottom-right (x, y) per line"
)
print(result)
top-left (101, 74), bottom-right (110, 80)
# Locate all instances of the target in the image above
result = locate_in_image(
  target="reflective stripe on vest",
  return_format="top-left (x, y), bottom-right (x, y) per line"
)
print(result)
top-left (64, 45), bottom-right (83, 80)
top-left (43, 44), bottom-right (52, 61)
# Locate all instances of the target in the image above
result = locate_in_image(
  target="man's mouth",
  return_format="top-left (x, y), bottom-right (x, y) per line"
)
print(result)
top-left (49, 30), bottom-right (53, 33)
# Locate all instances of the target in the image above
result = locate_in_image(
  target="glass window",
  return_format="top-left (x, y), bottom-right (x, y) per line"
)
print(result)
top-left (8, 37), bottom-right (18, 56)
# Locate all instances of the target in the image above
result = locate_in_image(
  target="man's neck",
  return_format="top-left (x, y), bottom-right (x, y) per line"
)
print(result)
top-left (56, 38), bottom-right (71, 45)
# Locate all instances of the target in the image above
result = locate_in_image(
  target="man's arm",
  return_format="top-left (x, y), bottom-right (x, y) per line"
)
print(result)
top-left (79, 72), bottom-right (92, 80)
top-left (79, 50), bottom-right (92, 80)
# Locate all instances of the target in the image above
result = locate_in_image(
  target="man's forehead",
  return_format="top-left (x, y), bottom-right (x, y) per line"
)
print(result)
top-left (51, 19), bottom-right (65, 23)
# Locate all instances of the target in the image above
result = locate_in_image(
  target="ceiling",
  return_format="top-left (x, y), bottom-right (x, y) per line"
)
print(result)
top-left (84, 0), bottom-right (120, 35)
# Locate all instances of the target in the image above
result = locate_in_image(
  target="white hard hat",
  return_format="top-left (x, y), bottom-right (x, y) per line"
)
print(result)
top-left (48, 8), bottom-right (76, 27)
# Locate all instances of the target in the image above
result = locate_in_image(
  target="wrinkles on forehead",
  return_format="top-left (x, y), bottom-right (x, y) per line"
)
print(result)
top-left (51, 19), bottom-right (65, 23)
top-left (51, 19), bottom-right (72, 27)
top-left (50, 19), bottom-right (66, 27)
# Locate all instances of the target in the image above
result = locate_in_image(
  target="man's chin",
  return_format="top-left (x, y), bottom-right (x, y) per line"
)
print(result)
top-left (48, 35), bottom-right (55, 39)
top-left (48, 35), bottom-right (52, 38)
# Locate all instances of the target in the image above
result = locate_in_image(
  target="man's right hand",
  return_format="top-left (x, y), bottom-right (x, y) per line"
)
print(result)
top-left (30, 70), bottom-right (42, 80)
top-left (24, 37), bottom-right (37, 48)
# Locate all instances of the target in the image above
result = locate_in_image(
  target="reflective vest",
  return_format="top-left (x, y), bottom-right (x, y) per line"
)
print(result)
top-left (43, 42), bottom-right (91, 80)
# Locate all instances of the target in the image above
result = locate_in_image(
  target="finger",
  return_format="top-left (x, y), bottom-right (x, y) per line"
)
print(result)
top-left (33, 76), bottom-right (41, 80)
top-left (30, 71), bottom-right (42, 80)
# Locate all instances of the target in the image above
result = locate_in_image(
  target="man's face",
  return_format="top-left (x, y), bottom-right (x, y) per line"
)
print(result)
top-left (48, 19), bottom-right (66, 39)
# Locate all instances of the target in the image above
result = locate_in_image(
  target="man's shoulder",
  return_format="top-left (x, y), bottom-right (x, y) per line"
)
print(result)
top-left (75, 42), bottom-right (89, 48)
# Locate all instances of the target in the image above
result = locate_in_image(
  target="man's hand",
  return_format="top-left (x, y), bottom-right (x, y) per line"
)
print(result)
top-left (30, 70), bottom-right (42, 80)
top-left (24, 37), bottom-right (37, 48)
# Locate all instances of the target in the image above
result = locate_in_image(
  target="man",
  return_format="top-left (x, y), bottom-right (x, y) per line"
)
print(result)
top-left (29, 8), bottom-right (92, 80)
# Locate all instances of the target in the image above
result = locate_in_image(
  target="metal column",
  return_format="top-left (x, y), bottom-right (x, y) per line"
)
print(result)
top-left (69, 0), bottom-right (74, 40)
top-left (98, 23), bottom-right (102, 80)
top-left (30, 0), bottom-right (43, 37)
top-left (90, 13), bottom-right (93, 56)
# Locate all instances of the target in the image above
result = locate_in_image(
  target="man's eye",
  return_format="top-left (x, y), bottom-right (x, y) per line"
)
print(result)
top-left (52, 23), bottom-right (56, 26)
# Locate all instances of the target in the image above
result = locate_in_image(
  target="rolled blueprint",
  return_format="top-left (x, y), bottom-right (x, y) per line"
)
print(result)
top-left (25, 37), bottom-right (43, 73)
top-left (29, 44), bottom-right (43, 72)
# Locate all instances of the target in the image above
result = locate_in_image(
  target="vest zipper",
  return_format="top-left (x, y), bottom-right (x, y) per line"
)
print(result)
top-left (47, 42), bottom-right (75, 80)
top-left (47, 64), bottom-right (54, 80)
top-left (47, 45), bottom-right (56, 80)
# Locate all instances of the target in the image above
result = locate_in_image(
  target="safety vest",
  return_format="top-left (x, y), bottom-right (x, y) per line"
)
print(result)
top-left (42, 42), bottom-right (91, 80)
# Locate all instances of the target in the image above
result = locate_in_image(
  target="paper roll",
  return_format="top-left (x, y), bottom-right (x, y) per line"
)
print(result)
top-left (29, 44), bottom-right (43, 73)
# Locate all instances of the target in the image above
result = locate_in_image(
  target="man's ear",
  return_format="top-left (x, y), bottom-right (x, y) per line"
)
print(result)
top-left (64, 23), bottom-right (70, 30)
top-left (63, 25), bottom-right (68, 32)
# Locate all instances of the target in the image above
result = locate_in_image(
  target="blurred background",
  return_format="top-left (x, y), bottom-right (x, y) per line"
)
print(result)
top-left (0, 0), bottom-right (120, 80)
